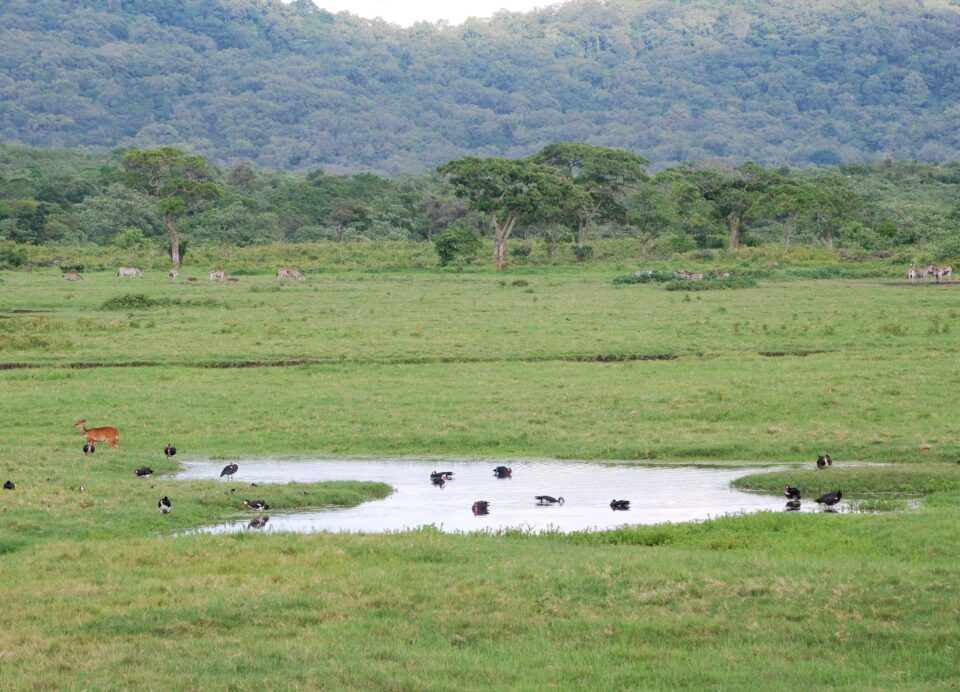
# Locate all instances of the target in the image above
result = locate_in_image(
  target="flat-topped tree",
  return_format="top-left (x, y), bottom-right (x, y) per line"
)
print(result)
top-left (121, 148), bottom-right (221, 266)
top-left (532, 142), bottom-right (649, 249)
top-left (438, 157), bottom-right (583, 270)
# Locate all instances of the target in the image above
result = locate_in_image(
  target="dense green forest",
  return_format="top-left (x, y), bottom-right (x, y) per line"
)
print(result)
top-left (1, 143), bottom-right (958, 266)
top-left (1, 0), bottom-right (959, 174)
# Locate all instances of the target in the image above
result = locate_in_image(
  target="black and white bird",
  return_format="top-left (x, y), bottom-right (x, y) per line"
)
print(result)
top-left (535, 495), bottom-right (564, 505)
top-left (471, 501), bottom-right (489, 515)
top-left (431, 475), bottom-right (446, 487)
top-left (816, 453), bottom-right (833, 469)
top-left (610, 499), bottom-right (630, 510)
top-left (134, 467), bottom-right (153, 478)
top-left (785, 499), bottom-right (801, 511)
top-left (3, 480), bottom-right (14, 490)
top-left (158, 496), bottom-right (172, 513)
top-left (242, 499), bottom-right (270, 512)
top-left (164, 444), bottom-right (177, 459)
top-left (220, 463), bottom-right (238, 481)
top-left (83, 442), bottom-right (95, 455)
top-left (430, 470), bottom-right (454, 480)
top-left (494, 466), bottom-right (512, 478)
top-left (784, 485), bottom-right (801, 500)
top-left (248, 516), bottom-right (269, 529)
top-left (815, 489), bottom-right (843, 508)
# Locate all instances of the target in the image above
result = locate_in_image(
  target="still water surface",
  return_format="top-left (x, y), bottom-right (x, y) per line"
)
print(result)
top-left (175, 458), bottom-right (820, 534)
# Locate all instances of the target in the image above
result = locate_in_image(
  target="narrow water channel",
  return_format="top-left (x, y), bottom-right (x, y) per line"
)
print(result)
top-left (176, 458), bottom-right (823, 534)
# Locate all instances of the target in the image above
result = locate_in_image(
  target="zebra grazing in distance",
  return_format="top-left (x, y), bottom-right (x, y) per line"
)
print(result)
top-left (277, 267), bottom-right (306, 281)
top-left (209, 269), bottom-right (226, 281)
top-left (168, 269), bottom-right (178, 282)
top-left (117, 266), bottom-right (143, 278)
top-left (935, 266), bottom-right (952, 283)
top-left (907, 265), bottom-right (919, 282)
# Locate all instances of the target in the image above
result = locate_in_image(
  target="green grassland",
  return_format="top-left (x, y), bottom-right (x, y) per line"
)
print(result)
top-left (1, 267), bottom-right (959, 688)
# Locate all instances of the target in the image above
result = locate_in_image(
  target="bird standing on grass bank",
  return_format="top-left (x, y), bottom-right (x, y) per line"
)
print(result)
top-left (784, 485), bottom-right (801, 500)
top-left (220, 463), bottom-right (238, 481)
top-left (243, 499), bottom-right (270, 511)
top-left (164, 444), bottom-right (177, 459)
top-left (535, 495), bottom-right (564, 505)
top-left (610, 499), bottom-right (630, 510)
top-left (815, 490), bottom-right (843, 508)
top-left (3, 480), bottom-right (14, 490)
top-left (158, 496), bottom-right (172, 513)
top-left (817, 453), bottom-right (833, 469)
top-left (134, 467), bottom-right (153, 478)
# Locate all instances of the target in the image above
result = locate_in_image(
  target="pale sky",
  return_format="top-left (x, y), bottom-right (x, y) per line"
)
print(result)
top-left (309, 0), bottom-right (558, 27)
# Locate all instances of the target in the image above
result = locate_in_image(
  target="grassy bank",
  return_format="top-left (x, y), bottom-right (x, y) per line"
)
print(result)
top-left (1, 268), bottom-right (958, 687)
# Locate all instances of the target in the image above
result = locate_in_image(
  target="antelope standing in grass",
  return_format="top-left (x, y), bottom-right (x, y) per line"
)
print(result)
top-left (210, 269), bottom-right (226, 281)
top-left (74, 420), bottom-right (120, 449)
top-left (117, 267), bottom-right (143, 278)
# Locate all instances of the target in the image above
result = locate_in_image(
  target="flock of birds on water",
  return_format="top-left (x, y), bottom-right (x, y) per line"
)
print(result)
top-left (0, 435), bottom-right (848, 528)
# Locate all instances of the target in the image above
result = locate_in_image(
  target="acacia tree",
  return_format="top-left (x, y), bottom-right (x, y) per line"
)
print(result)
top-left (437, 157), bottom-right (582, 270)
top-left (685, 162), bottom-right (781, 250)
top-left (625, 184), bottom-right (676, 257)
top-left (532, 142), bottom-right (649, 248)
top-left (121, 148), bottom-right (221, 266)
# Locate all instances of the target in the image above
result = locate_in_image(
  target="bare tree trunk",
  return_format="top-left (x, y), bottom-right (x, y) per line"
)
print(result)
top-left (825, 229), bottom-right (834, 249)
top-left (577, 220), bottom-right (589, 248)
top-left (167, 218), bottom-right (180, 266)
top-left (783, 215), bottom-right (794, 252)
top-left (493, 215), bottom-right (517, 271)
top-left (726, 217), bottom-right (740, 250)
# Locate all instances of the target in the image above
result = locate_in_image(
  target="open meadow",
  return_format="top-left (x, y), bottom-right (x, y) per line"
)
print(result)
top-left (1, 265), bottom-right (959, 688)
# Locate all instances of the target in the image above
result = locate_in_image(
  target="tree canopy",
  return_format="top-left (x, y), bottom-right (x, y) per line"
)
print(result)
top-left (0, 0), bottom-right (958, 174)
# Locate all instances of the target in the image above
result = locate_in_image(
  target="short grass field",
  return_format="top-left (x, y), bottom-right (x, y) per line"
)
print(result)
top-left (1, 265), bottom-right (959, 688)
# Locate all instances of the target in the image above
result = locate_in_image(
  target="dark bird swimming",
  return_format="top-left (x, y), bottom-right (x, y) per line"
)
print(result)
top-left (494, 466), bottom-right (512, 478)
top-left (784, 485), bottom-right (801, 500)
top-left (535, 495), bottom-right (564, 505)
top-left (471, 501), bottom-right (490, 515)
top-left (610, 499), bottom-right (630, 510)
top-left (785, 499), bottom-right (801, 510)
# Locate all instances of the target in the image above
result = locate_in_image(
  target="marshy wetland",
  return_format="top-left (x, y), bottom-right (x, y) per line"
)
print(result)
top-left (1, 265), bottom-right (959, 688)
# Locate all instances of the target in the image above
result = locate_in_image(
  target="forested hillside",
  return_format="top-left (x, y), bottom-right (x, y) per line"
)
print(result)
top-left (2, 0), bottom-right (959, 174)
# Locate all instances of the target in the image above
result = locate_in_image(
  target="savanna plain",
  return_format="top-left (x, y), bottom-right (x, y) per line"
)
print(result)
top-left (1, 266), bottom-right (959, 688)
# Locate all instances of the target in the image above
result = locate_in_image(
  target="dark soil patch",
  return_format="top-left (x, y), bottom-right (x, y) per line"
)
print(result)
top-left (879, 280), bottom-right (960, 287)
top-left (759, 350), bottom-right (825, 357)
top-left (10, 309), bottom-right (51, 313)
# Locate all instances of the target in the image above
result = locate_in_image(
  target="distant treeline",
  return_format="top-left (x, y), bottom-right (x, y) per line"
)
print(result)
top-left (1, 143), bottom-right (959, 268)
top-left (1, 0), bottom-right (958, 173)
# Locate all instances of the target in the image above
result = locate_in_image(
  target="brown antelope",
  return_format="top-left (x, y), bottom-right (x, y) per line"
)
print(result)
top-left (74, 419), bottom-right (121, 449)
top-left (117, 266), bottom-right (143, 278)
top-left (209, 269), bottom-right (226, 281)
top-left (63, 272), bottom-right (83, 281)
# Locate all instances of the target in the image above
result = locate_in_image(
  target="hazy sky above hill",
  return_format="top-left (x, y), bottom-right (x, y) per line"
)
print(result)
top-left (312, 0), bottom-right (555, 26)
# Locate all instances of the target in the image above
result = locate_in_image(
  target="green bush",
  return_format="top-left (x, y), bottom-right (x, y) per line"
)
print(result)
top-left (572, 245), bottom-right (594, 262)
top-left (434, 224), bottom-right (482, 267)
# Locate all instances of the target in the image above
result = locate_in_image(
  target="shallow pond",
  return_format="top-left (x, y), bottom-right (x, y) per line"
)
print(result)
top-left (176, 458), bottom-right (830, 534)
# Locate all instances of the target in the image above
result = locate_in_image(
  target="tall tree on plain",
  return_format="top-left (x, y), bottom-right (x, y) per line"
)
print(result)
top-left (802, 173), bottom-right (864, 249)
top-left (625, 184), bottom-right (676, 257)
top-left (121, 148), bottom-right (221, 266)
top-left (685, 162), bottom-right (780, 250)
top-left (438, 157), bottom-right (583, 270)
top-left (533, 142), bottom-right (649, 249)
